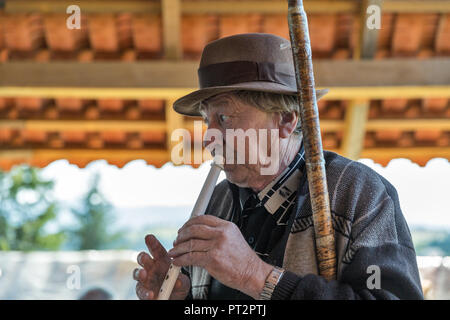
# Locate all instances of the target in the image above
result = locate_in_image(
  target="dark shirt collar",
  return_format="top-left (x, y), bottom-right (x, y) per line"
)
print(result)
top-left (238, 187), bottom-right (255, 211)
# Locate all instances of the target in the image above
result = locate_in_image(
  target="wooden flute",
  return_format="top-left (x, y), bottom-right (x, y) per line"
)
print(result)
top-left (157, 162), bottom-right (223, 300)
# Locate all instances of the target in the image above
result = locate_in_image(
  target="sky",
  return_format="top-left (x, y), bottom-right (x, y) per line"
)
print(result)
top-left (40, 156), bottom-right (450, 230)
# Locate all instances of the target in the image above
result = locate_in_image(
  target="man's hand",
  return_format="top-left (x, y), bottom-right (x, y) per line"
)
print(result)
top-left (133, 234), bottom-right (190, 300)
top-left (168, 215), bottom-right (273, 299)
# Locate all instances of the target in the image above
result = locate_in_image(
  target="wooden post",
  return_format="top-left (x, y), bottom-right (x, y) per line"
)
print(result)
top-left (162, 0), bottom-right (182, 60)
top-left (287, 0), bottom-right (337, 280)
top-left (342, 0), bottom-right (382, 160)
top-left (341, 99), bottom-right (370, 160)
top-left (165, 98), bottom-right (185, 163)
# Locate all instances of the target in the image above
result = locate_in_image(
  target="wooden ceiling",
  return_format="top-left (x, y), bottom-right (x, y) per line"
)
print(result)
top-left (0, 0), bottom-right (449, 170)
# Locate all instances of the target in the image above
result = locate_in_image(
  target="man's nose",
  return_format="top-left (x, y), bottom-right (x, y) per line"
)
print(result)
top-left (202, 118), bottom-right (221, 149)
top-left (203, 136), bottom-right (210, 149)
top-left (203, 128), bottom-right (220, 149)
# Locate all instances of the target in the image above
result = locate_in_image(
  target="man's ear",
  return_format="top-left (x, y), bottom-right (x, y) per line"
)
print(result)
top-left (278, 111), bottom-right (298, 138)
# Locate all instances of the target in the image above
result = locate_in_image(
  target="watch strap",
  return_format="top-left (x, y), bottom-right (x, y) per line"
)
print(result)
top-left (259, 266), bottom-right (285, 300)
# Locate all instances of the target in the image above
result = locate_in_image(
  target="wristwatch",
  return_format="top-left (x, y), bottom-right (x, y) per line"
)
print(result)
top-left (259, 266), bottom-right (285, 300)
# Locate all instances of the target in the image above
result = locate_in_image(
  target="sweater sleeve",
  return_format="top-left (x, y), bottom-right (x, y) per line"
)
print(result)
top-left (272, 161), bottom-right (424, 300)
top-left (272, 243), bottom-right (422, 300)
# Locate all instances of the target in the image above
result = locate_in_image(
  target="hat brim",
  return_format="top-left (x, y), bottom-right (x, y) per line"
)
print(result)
top-left (173, 81), bottom-right (329, 116)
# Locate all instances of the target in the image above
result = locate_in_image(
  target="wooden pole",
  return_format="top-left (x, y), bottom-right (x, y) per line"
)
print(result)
top-left (287, 0), bottom-right (337, 280)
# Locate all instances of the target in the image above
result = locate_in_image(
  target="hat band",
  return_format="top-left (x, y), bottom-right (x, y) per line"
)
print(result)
top-left (198, 60), bottom-right (296, 89)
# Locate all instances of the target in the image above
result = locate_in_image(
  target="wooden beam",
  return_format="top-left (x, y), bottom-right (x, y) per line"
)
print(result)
top-left (162, 0), bottom-right (182, 60)
top-left (3, 0), bottom-right (355, 14)
top-left (0, 149), bottom-right (170, 161)
top-left (1, 59), bottom-right (447, 89)
top-left (4, 0), bottom-right (161, 14)
top-left (321, 86), bottom-right (450, 99)
top-left (185, 118), bottom-right (450, 132)
top-left (0, 86), bottom-right (448, 100)
top-left (1, 147), bottom-right (449, 166)
top-left (313, 59), bottom-right (450, 88)
top-left (0, 61), bottom-right (199, 89)
top-left (186, 0), bottom-right (450, 14)
top-left (184, 119), bottom-right (346, 132)
top-left (365, 119), bottom-right (450, 131)
top-left (0, 87), bottom-right (194, 99)
top-left (360, 147), bottom-right (450, 160)
top-left (2, 118), bottom-right (448, 133)
top-left (3, 147), bottom-right (450, 161)
top-left (0, 119), bottom-right (343, 133)
top-left (5, 0), bottom-right (450, 14)
top-left (0, 120), bottom-right (168, 131)
top-left (0, 59), bottom-right (448, 99)
top-left (182, 0), bottom-right (357, 14)
top-left (383, 1), bottom-right (450, 13)
top-left (0, 148), bottom-right (211, 165)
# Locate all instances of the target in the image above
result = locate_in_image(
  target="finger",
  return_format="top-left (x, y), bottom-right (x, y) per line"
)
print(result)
top-left (181, 215), bottom-right (223, 230)
top-left (133, 267), bottom-right (147, 282)
top-left (136, 283), bottom-right (154, 300)
top-left (168, 239), bottom-right (211, 258)
top-left (145, 234), bottom-right (170, 262)
top-left (175, 278), bottom-right (183, 290)
top-left (174, 224), bottom-right (217, 246)
top-left (137, 251), bottom-right (155, 270)
top-left (170, 276), bottom-right (191, 300)
top-left (172, 251), bottom-right (209, 268)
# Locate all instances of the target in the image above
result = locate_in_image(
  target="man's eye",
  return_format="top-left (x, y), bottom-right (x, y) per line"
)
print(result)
top-left (219, 114), bottom-right (229, 123)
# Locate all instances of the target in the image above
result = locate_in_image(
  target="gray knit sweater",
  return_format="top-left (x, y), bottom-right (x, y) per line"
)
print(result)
top-left (184, 151), bottom-right (424, 300)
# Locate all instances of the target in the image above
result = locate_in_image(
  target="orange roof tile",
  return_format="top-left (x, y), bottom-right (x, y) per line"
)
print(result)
top-left (219, 14), bottom-right (262, 38)
top-left (44, 14), bottom-right (88, 52)
top-left (375, 130), bottom-right (402, 144)
top-left (261, 14), bottom-right (289, 41)
top-left (15, 97), bottom-right (44, 111)
top-left (415, 130), bottom-right (442, 143)
top-left (132, 14), bottom-right (162, 56)
top-left (381, 98), bottom-right (408, 113)
top-left (98, 99), bottom-right (124, 112)
top-left (21, 129), bottom-right (47, 144)
top-left (140, 131), bottom-right (166, 144)
top-left (436, 14), bottom-right (450, 54)
top-left (61, 131), bottom-right (87, 143)
top-left (139, 100), bottom-right (164, 113)
top-left (102, 131), bottom-right (126, 144)
top-left (88, 14), bottom-right (119, 53)
top-left (56, 98), bottom-right (84, 111)
top-left (182, 15), bottom-right (218, 59)
top-left (3, 14), bottom-right (44, 52)
top-left (392, 14), bottom-right (424, 56)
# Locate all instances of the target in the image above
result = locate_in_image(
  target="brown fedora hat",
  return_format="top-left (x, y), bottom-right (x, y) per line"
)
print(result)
top-left (173, 33), bottom-right (328, 116)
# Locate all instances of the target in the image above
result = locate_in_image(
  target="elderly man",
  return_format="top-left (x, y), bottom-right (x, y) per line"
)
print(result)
top-left (133, 33), bottom-right (423, 300)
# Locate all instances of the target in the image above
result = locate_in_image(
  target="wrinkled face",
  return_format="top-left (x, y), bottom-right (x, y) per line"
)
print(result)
top-left (200, 93), bottom-right (280, 187)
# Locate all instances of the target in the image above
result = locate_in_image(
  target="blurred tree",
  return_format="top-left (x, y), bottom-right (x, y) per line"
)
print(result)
top-left (0, 165), bottom-right (65, 251)
top-left (69, 173), bottom-right (123, 250)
